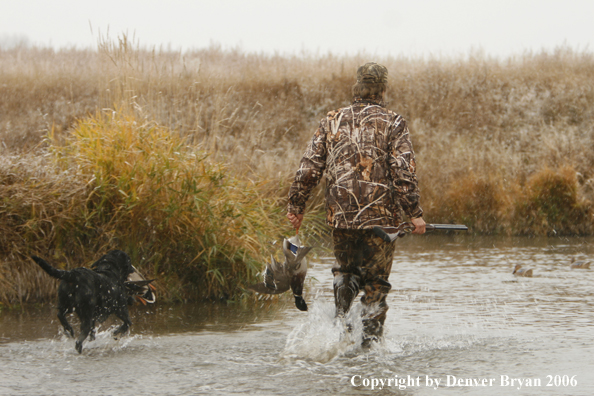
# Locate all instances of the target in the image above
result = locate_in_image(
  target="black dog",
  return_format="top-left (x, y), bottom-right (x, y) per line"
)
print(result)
top-left (31, 250), bottom-right (135, 353)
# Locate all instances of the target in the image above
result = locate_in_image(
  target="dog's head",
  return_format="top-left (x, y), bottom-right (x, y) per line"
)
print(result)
top-left (91, 250), bottom-right (135, 282)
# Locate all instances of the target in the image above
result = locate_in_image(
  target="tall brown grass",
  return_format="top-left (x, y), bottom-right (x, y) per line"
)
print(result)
top-left (1, 108), bottom-right (304, 304)
top-left (1, 37), bottom-right (594, 304)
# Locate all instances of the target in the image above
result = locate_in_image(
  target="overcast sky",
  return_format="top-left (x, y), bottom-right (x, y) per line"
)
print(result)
top-left (1, 0), bottom-right (593, 58)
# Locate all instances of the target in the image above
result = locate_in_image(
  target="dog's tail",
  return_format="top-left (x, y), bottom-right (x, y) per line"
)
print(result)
top-left (31, 256), bottom-right (76, 282)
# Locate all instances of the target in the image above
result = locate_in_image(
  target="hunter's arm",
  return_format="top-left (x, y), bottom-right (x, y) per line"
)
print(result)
top-left (287, 124), bottom-right (327, 214)
top-left (387, 117), bottom-right (423, 220)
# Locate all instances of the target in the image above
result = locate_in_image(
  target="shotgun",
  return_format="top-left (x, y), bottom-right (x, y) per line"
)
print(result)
top-left (372, 222), bottom-right (468, 243)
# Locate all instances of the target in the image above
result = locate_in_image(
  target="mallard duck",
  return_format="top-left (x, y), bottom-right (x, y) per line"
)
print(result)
top-left (125, 266), bottom-right (156, 305)
top-left (513, 264), bottom-right (533, 277)
top-left (248, 235), bottom-right (312, 311)
top-left (570, 258), bottom-right (591, 269)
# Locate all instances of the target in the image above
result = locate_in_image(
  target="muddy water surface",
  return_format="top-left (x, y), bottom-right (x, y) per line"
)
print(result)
top-left (1, 235), bottom-right (594, 395)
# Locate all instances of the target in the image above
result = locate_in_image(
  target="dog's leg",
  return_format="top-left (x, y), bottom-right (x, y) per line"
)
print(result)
top-left (75, 314), bottom-right (93, 354)
top-left (89, 320), bottom-right (96, 341)
top-left (113, 319), bottom-right (131, 337)
top-left (112, 308), bottom-right (132, 338)
top-left (57, 308), bottom-right (75, 338)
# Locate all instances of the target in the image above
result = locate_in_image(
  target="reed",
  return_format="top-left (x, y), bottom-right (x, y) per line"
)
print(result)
top-left (0, 109), bottom-right (295, 304)
top-left (1, 39), bottom-right (594, 303)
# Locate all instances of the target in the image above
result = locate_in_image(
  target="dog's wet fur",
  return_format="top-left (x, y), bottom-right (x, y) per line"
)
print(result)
top-left (31, 250), bottom-right (135, 353)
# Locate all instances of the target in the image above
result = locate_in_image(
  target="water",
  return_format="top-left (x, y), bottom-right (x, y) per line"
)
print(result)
top-left (1, 235), bottom-right (594, 395)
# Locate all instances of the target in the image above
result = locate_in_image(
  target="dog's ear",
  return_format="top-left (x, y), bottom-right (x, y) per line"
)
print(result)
top-left (126, 255), bottom-right (134, 273)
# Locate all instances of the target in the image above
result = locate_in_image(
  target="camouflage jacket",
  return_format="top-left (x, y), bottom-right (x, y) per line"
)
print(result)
top-left (288, 97), bottom-right (423, 229)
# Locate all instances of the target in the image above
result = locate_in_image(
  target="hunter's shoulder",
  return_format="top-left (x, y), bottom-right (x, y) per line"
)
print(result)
top-left (375, 105), bottom-right (403, 119)
top-left (386, 107), bottom-right (400, 117)
top-left (383, 109), bottom-right (407, 127)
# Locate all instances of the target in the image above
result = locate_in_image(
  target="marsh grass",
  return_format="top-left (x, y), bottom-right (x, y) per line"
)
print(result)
top-left (1, 38), bottom-right (594, 303)
top-left (514, 166), bottom-right (592, 235)
top-left (1, 109), bottom-right (301, 303)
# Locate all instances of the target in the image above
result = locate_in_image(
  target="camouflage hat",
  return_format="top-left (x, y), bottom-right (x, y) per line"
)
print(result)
top-left (356, 62), bottom-right (388, 84)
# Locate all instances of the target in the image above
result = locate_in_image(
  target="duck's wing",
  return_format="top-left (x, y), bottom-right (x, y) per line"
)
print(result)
top-left (283, 236), bottom-right (312, 268)
top-left (126, 267), bottom-right (157, 304)
top-left (137, 287), bottom-right (156, 304)
top-left (247, 255), bottom-right (291, 294)
top-left (263, 256), bottom-right (276, 290)
top-left (248, 272), bottom-right (291, 294)
top-left (247, 281), bottom-right (290, 294)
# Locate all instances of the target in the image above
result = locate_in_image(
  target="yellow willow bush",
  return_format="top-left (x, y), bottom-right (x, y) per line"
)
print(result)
top-left (433, 173), bottom-right (511, 234)
top-left (55, 110), bottom-right (293, 300)
top-left (513, 166), bottom-right (592, 235)
top-left (0, 110), bottom-right (291, 304)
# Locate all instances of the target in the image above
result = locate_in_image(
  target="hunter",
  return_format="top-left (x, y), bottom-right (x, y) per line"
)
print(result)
top-left (287, 62), bottom-right (426, 347)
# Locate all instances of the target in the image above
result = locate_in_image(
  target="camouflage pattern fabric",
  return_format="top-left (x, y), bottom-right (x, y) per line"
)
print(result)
top-left (356, 62), bottom-right (388, 84)
top-left (288, 97), bottom-right (423, 228)
top-left (331, 228), bottom-right (396, 344)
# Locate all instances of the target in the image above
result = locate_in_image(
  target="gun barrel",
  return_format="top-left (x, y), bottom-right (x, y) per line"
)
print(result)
top-left (373, 223), bottom-right (468, 243)
top-left (427, 224), bottom-right (468, 231)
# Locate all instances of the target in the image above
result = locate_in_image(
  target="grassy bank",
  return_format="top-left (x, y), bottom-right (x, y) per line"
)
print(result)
top-left (1, 39), bottom-right (594, 303)
top-left (0, 110), bottom-right (303, 304)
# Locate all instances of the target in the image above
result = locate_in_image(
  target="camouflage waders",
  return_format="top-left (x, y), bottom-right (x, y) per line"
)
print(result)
top-left (288, 62), bottom-right (424, 348)
top-left (332, 228), bottom-right (397, 346)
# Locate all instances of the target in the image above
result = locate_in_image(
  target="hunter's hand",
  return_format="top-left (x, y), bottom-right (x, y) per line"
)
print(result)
top-left (411, 217), bottom-right (426, 234)
top-left (287, 213), bottom-right (304, 232)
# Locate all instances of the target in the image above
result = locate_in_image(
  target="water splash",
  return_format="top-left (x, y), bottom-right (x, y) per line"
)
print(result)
top-left (280, 295), bottom-right (493, 365)
top-left (281, 299), bottom-right (370, 363)
top-left (49, 325), bottom-right (144, 356)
